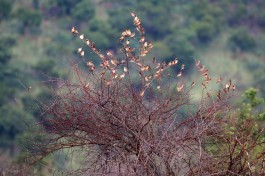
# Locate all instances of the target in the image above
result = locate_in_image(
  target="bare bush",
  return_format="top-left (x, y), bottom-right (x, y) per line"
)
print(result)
top-left (26, 12), bottom-right (253, 176)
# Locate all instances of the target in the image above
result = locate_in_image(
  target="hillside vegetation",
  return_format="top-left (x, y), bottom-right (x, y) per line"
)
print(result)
top-left (0, 0), bottom-right (265, 174)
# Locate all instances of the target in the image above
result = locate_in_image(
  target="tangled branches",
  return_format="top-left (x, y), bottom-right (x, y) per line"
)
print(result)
top-left (26, 12), bottom-right (265, 176)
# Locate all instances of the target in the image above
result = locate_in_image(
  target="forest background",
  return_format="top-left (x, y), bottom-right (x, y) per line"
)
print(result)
top-left (0, 0), bottom-right (265, 174)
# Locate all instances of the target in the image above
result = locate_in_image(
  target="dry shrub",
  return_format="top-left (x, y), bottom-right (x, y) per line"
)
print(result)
top-left (25, 12), bottom-right (263, 176)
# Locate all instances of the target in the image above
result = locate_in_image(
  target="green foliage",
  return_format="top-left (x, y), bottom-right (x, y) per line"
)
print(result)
top-left (257, 11), bottom-right (265, 28)
top-left (205, 88), bottom-right (265, 174)
top-left (72, 0), bottom-right (95, 22)
top-left (226, 3), bottom-right (248, 26)
top-left (34, 60), bottom-right (59, 78)
top-left (237, 88), bottom-right (264, 121)
top-left (89, 18), bottom-right (116, 38)
top-left (88, 32), bottom-right (111, 50)
top-left (0, 34), bottom-right (34, 152)
top-left (108, 9), bottom-right (133, 32)
top-left (190, 18), bottom-right (218, 43)
top-left (164, 34), bottom-right (195, 72)
top-left (0, 0), bottom-right (265, 173)
top-left (0, 105), bottom-right (28, 149)
top-left (22, 90), bottom-right (54, 119)
top-left (0, 36), bottom-right (17, 107)
top-left (86, 18), bottom-right (117, 50)
top-left (49, 0), bottom-right (82, 16)
top-left (14, 8), bottom-right (42, 34)
top-left (0, 0), bottom-right (12, 21)
top-left (0, 36), bottom-right (16, 65)
top-left (108, 0), bottom-right (174, 40)
top-left (187, 1), bottom-right (223, 43)
top-left (187, 0), bottom-right (223, 22)
top-left (0, 83), bottom-right (14, 107)
top-left (0, 44), bottom-right (12, 65)
top-left (137, 0), bottom-right (173, 39)
top-left (234, 88), bottom-right (264, 138)
top-left (32, 0), bottom-right (40, 10)
top-left (43, 30), bottom-right (73, 59)
top-left (151, 41), bottom-right (173, 61)
top-left (224, 1), bottom-right (265, 28)
top-left (228, 28), bottom-right (256, 52)
top-left (244, 88), bottom-right (264, 107)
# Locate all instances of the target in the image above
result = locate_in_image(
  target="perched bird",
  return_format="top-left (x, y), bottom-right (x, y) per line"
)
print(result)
top-left (177, 84), bottom-right (184, 92)
top-left (177, 71), bottom-right (182, 77)
top-left (28, 86), bottom-right (32, 92)
top-left (216, 77), bottom-right (221, 84)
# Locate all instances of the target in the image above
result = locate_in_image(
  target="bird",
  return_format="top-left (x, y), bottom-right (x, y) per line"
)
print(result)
top-left (28, 86), bottom-right (32, 92)
top-left (177, 84), bottom-right (184, 92)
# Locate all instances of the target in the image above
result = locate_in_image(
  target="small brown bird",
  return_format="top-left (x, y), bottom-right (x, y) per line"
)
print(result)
top-left (195, 59), bottom-right (200, 67)
top-left (140, 90), bottom-right (145, 97)
top-left (177, 84), bottom-right (184, 92)
top-left (152, 57), bottom-right (156, 63)
top-left (202, 83), bottom-right (207, 89)
top-left (181, 64), bottom-right (185, 70)
top-left (28, 86), bottom-right (32, 92)
top-left (177, 71), bottom-right (182, 77)
top-left (232, 85), bottom-right (236, 91)
top-left (216, 77), bottom-right (221, 84)
top-left (217, 90), bottom-right (221, 99)
top-left (71, 27), bottom-right (78, 34)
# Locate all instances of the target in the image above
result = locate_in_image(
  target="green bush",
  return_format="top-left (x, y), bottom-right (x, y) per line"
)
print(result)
top-left (0, 105), bottom-right (28, 149)
top-left (191, 20), bottom-right (217, 43)
top-left (228, 28), bottom-right (256, 52)
top-left (49, 0), bottom-right (82, 16)
top-left (72, 0), bottom-right (95, 22)
top-left (137, 1), bottom-right (173, 39)
top-left (165, 34), bottom-right (195, 72)
top-left (226, 3), bottom-right (247, 26)
top-left (14, 8), bottom-right (42, 34)
top-left (0, 36), bottom-right (16, 65)
top-left (257, 11), bottom-right (265, 28)
top-left (34, 60), bottom-right (59, 78)
top-left (85, 31), bottom-right (111, 51)
top-left (0, 0), bottom-right (12, 21)
top-left (108, 9), bottom-right (133, 32)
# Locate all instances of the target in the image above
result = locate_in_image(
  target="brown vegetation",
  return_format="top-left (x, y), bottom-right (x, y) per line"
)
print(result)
top-left (26, 12), bottom-right (265, 175)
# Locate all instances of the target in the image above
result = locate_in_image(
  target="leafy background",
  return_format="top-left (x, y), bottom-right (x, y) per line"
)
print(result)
top-left (0, 0), bottom-right (265, 174)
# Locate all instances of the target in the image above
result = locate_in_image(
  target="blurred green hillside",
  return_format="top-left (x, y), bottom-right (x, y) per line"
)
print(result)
top-left (0, 0), bottom-right (265, 174)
